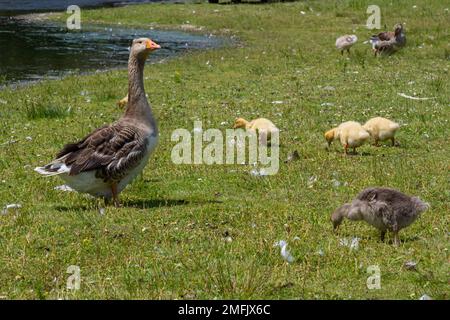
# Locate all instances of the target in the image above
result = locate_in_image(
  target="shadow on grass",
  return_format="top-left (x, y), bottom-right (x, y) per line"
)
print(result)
top-left (334, 231), bottom-right (421, 244)
top-left (55, 198), bottom-right (223, 211)
top-left (123, 198), bottom-right (223, 209)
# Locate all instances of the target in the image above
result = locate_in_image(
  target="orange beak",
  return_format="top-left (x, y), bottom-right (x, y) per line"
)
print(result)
top-left (146, 39), bottom-right (161, 51)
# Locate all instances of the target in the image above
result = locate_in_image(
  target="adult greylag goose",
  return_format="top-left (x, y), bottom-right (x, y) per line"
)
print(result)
top-left (370, 23), bottom-right (406, 56)
top-left (331, 187), bottom-right (429, 245)
top-left (335, 35), bottom-right (357, 55)
top-left (35, 38), bottom-right (161, 207)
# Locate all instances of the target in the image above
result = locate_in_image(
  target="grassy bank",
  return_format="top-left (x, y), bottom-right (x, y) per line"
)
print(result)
top-left (0, 1), bottom-right (449, 299)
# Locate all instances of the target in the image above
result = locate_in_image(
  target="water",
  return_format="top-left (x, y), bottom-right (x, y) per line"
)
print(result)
top-left (0, 0), bottom-right (160, 13)
top-left (0, 17), bottom-right (225, 85)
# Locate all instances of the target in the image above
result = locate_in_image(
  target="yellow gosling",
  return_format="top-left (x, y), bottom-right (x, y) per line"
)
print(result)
top-left (325, 121), bottom-right (370, 155)
top-left (363, 117), bottom-right (400, 146)
top-left (233, 117), bottom-right (279, 145)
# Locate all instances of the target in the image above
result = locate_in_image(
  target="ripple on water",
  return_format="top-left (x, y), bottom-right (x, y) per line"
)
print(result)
top-left (0, 16), bottom-right (226, 85)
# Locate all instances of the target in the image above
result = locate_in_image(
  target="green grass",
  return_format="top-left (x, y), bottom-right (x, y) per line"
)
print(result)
top-left (0, 1), bottom-right (449, 299)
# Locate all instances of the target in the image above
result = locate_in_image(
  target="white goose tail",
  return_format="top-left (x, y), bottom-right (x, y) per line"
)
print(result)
top-left (35, 159), bottom-right (70, 177)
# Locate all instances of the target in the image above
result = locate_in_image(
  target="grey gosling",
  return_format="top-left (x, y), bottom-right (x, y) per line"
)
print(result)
top-left (331, 187), bottom-right (429, 245)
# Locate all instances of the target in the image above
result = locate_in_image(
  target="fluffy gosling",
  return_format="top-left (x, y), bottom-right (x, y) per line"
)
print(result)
top-left (325, 121), bottom-right (370, 154)
top-left (331, 187), bottom-right (429, 246)
top-left (336, 35), bottom-right (358, 55)
top-left (363, 117), bottom-right (400, 146)
top-left (233, 117), bottom-right (279, 145)
top-left (117, 95), bottom-right (128, 108)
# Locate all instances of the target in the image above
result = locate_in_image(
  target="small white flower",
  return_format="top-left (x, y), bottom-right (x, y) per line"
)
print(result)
top-left (272, 100), bottom-right (284, 104)
top-left (340, 237), bottom-right (360, 250)
top-left (250, 168), bottom-right (269, 177)
top-left (332, 179), bottom-right (341, 188)
top-left (300, 11), bottom-right (305, 15)
top-left (350, 237), bottom-right (359, 250)
top-left (99, 207), bottom-right (105, 215)
top-left (307, 175), bottom-right (317, 187)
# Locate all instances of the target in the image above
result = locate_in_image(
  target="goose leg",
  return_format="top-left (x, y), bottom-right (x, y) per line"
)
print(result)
top-left (374, 138), bottom-right (380, 147)
top-left (391, 137), bottom-right (395, 146)
top-left (353, 147), bottom-right (357, 154)
top-left (380, 230), bottom-right (386, 242)
top-left (393, 231), bottom-right (400, 246)
top-left (344, 144), bottom-right (349, 155)
top-left (111, 182), bottom-right (120, 208)
top-left (347, 48), bottom-right (350, 55)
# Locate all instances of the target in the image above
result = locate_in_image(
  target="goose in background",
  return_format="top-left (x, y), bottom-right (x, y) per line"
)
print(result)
top-left (336, 35), bottom-right (358, 55)
top-left (370, 23), bottom-right (406, 56)
top-left (35, 38), bottom-right (161, 207)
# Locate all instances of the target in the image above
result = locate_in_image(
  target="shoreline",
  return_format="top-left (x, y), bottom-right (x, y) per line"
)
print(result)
top-left (1, 7), bottom-right (237, 89)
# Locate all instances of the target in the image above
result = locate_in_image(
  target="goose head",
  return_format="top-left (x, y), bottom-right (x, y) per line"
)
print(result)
top-left (324, 128), bottom-right (336, 146)
top-left (131, 37), bottom-right (161, 59)
top-left (394, 23), bottom-right (403, 36)
top-left (347, 35), bottom-right (358, 44)
top-left (331, 203), bottom-right (351, 231)
top-left (233, 118), bottom-right (249, 129)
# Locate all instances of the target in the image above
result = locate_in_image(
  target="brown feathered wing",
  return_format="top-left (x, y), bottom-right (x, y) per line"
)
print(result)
top-left (57, 124), bottom-right (148, 182)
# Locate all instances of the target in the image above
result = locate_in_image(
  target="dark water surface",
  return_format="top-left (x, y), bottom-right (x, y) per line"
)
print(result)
top-left (0, 17), bottom-right (224, 85)
top-left (0, 0), bottom-right (160, 13)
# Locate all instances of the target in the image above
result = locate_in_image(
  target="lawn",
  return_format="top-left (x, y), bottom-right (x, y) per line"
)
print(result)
top-left (0, 0), bottom-right (449, 299)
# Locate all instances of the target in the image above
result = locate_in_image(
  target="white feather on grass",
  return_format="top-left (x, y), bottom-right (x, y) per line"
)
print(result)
top-left (274, 240), bottom-right (294, 263)
top-left (397, 93), bottom-right (435, 100)
top-left (2, 204), bottom-right (21, 215)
